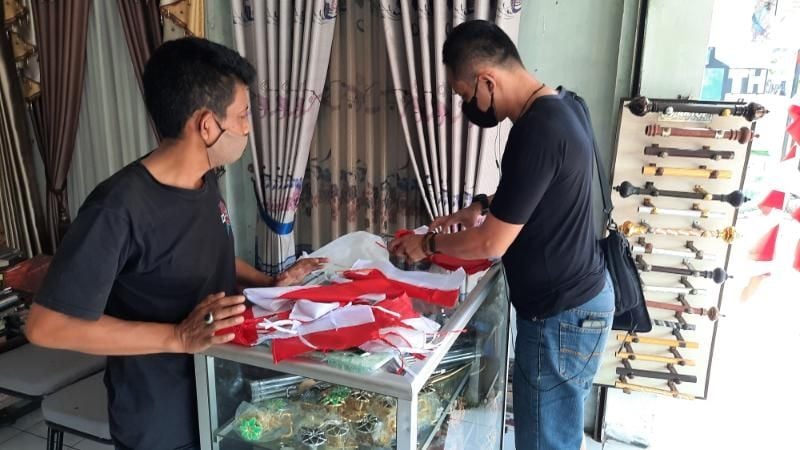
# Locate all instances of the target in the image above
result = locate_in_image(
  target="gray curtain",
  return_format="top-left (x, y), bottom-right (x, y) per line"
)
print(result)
top-left (0, 30), bottom-right (44, 257)
top-left (68, 0), bottom-right (158, 217)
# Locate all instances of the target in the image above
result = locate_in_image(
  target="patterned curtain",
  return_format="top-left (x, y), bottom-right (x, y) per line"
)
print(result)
top-left (160, 0), bottom-right (205, 39)
top-left (230, 0), bottom-right (338, 274)
top-left (380, 0), bottom-right (522, 219)
top-left (294, 0), bottom-right (424, 252)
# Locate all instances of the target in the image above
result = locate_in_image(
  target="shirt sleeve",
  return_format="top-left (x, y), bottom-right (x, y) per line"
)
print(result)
top-left (489, 128), bottom-right (561, 225)
top-left (35, 205), bottom-right (132, 320)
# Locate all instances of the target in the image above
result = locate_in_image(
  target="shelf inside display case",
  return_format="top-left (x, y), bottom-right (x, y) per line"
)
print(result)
top-left (213, 382), bottom-right (401, 449)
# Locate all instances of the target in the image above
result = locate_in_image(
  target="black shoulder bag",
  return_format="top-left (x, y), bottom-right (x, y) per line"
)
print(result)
top-left (574, 93), bottom-right (651, 333)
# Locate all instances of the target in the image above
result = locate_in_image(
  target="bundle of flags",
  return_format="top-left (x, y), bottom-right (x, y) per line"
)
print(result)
top-left (218, 260), bottom-right (469, 363)
top-left (750, 102), bottom-right (800, 272)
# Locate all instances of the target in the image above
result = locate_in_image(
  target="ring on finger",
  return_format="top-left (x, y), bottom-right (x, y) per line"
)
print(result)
top-left (204, 312), bottom-right (214, 325)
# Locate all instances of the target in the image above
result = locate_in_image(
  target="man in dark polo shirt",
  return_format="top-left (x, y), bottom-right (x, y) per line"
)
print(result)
top-left (390, 21), bottom-right (614, 449)
top-left (25, 38), bottom-right (324, 450)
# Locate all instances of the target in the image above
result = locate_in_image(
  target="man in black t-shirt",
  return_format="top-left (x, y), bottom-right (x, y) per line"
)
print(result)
top-left (390, 21), bottom-right (614, 449)
top-left (25, 38), bottom-right (325, 450)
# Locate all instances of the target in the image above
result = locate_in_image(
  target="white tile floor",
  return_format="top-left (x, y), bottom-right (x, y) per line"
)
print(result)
top-left (0, 408), bottom-right (112, 450)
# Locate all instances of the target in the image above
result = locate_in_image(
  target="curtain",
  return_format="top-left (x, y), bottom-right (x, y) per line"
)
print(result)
top-left (0, 30), bottom-right (44, 257)
top-left (206, 0), bottom-right (257, 264)
top-left (380, 0), bottom-right (522, 220)
top-left (231, 0), bottom-right (338, 274)
top-left (117, 0), bottom-right (162, 140)
top-left (294, 0), bottom-right (424, 252)
top-left (160, 0), bottom-right (204, 39)
top-left (117, 0), bottom-right (162, 92)
top-left (29, 0), bottom-right (91, 249)
top-left (68, 0), bottom-right (158, 218)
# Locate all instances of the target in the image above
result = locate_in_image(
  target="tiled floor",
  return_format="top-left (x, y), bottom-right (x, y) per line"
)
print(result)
top-left (0, 409), bottom-right (112, 450)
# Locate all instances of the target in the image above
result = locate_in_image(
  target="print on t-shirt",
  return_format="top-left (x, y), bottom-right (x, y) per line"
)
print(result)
top-left (219, 200), bottom-right (232, 236)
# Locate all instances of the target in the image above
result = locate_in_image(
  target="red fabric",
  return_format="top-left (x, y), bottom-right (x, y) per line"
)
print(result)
top-left (216, 306), bottom-right (259, 346)
top-left (215, 307), bottom-right (294, 346)
top-left (283, 278), bottom-right (406, 303)
top-left (751, 224), bottom-right (780, 262)
top-left (794, 240), bottom-right (800, 272)
top-left (431, 253), bottom-right (493, 274)
top-left (788, 104), bottom-right (800, 144)
top-left (219, 294), bottom-right (420, 356)
top-left (793, 207), bottom-right (800, 223)
top-left (394, 229), bottom-right (492, 275)
top-left (367, 293), bottom-right (418, 326)
top-left (271, 322), bottom-right (382, 363)
top-left (758, 190), bottom-right (786, 215)
top-left (784, 144), bottom-right (797, 161)
top-left (343, 268), bottom-right (459, 307)
top-left (271, 295), bottom-right (418, 362)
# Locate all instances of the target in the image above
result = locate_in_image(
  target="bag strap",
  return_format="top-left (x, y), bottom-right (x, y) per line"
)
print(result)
top-left (572, 92), bottom-right (614, 227)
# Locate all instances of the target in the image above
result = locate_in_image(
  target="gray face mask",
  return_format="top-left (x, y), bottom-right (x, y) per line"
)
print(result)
top-left (206, 117), bottom-right (248, 168)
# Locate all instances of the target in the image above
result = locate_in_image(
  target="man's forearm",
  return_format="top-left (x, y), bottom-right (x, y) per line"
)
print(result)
top-left (26, 304), bottom-right (182, 356)
top-left (235, 257), bottom-right (274, 288)
top-left (434, 227), bottom-right (495, 260)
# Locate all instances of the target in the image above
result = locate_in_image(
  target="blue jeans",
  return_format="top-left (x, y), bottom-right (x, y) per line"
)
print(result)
top-left (513, 272), bottom-right (615, 450)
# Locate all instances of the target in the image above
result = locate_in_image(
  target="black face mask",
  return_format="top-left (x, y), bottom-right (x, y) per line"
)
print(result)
top-left (462, 79), bottom-right (499, 128)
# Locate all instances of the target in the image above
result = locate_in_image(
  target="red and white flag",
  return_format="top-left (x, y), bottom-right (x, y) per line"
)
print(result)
top-left (244, 259), bottom-right (466, 309)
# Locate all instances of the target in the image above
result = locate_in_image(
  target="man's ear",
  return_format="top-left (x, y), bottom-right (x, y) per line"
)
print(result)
top-left (196, 110), bottom-right (216, 141)
top-left (485, 74), bottom-right (498, 93)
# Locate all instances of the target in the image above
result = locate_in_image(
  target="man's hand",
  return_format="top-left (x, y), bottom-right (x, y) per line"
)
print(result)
top-left (275, 257), bottom-right (328, 287)
top-left (389, 234), bottom-right (427, 263)
top-left (430, 203), bottom-right (483, 233)
top-left (173, 292), bottom-right (246, 353)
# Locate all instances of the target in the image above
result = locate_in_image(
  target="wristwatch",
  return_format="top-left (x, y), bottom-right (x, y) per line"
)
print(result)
top-left (472, 194), bottom-right (490, 216)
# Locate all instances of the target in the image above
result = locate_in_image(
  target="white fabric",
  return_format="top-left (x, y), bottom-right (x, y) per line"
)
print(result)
top-left (252, 304), bottom-right (288, 318)
top-left (231, 0), bottom-right (338, 274)
top-left (379, 0), bottom-right (523, 219)
top-left (268, 304), bottom-right (375, 340)
top-left (244, 283), bottom-right (383, 311)
top-left (306, 231), bottom-right (390, 272)
top-left (402, 316), bottom-right (441, 334)
top-left (289, 299), bottom-right (340, 322)
top-left (351, 259), bottom-right (466, 291)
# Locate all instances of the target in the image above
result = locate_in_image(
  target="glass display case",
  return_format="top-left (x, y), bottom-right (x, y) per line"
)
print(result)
top-left (195, 265), bottom-right (511, 450)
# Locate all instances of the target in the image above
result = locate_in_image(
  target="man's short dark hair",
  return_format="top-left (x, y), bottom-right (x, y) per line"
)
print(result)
top-left (143, 37), bottom-right (256, 139)
top-left (442, 20), bottom-right (523, 81)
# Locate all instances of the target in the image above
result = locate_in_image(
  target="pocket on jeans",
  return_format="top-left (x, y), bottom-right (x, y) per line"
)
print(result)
top-left (558, 311), bottom-right (612, 387)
